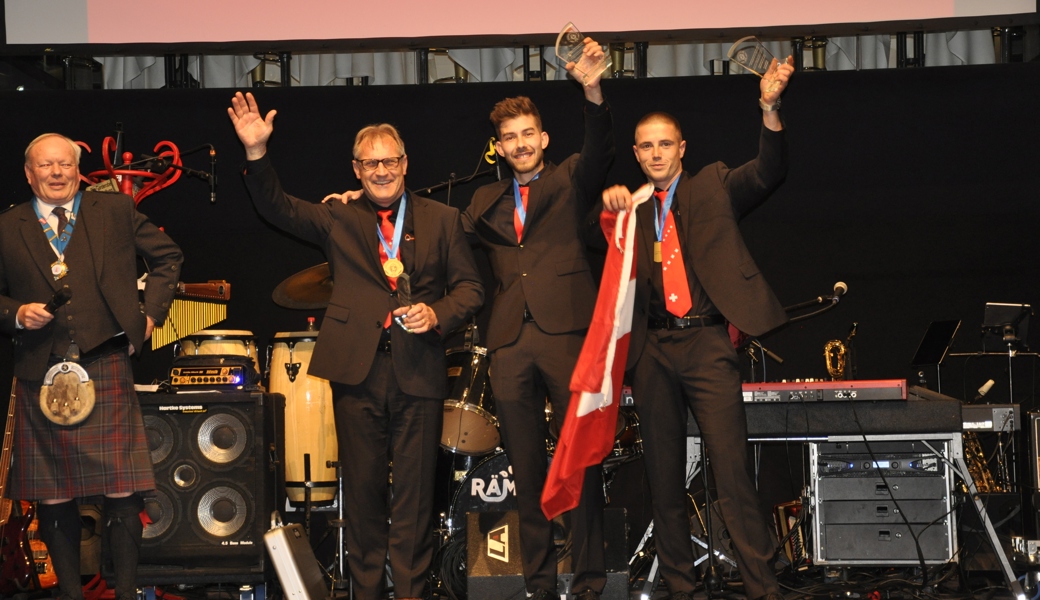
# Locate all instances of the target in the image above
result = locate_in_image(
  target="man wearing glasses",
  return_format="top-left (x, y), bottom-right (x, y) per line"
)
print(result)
top-left (228, 91), bottom-right (483, 600)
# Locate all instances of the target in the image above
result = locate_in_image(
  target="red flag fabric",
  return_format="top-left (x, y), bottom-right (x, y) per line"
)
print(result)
top-left (540, 186), bottom-right (650, 519)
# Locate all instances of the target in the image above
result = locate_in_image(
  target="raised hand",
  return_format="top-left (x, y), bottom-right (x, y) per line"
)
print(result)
top-left (565, 37), bottom-right (607, 103)
top-left (761, 55), bottom-right (795, 104)
top-left (228, 91), bottom-right (277, 160)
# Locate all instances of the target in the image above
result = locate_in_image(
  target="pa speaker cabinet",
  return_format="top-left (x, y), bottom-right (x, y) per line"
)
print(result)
top-left (135, 391), bottom-right (285, 583)
top-left (466, 508), bottom-right (628, 599)
top-left (810, 436), bottom-right (956, 565)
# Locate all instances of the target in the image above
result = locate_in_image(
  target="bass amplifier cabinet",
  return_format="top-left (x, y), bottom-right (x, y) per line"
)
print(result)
top-left (810, 437), bottom-right (956, 565)
top-left (133, 391), bottom-right (285, 584)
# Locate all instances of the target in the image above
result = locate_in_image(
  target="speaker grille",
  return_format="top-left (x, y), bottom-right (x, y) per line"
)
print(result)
top-left (136, 391), bottom-right (284, 577)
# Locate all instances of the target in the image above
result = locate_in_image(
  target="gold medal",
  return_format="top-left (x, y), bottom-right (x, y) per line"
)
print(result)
top-left (653, 242), bottom-right (662, 263)
top-left (383, 258), bottom-right (404, 278)
top-left (51, 260), bottom-right (69, 280)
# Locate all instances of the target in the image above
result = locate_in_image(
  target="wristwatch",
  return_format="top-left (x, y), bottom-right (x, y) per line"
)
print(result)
top-left (759, 97), bottom-right (781, 112)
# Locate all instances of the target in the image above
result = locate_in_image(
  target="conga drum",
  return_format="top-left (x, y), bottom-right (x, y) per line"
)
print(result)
top-left (269, 331), bottom-right (338, 504)
top-left (178, 330), bottom-right (260, 374)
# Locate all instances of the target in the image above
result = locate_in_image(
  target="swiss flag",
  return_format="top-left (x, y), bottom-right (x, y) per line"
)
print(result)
top-left (540, 185), bottom-right (650, 519)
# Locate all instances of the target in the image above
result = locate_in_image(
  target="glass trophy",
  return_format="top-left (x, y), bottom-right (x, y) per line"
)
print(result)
top-left (393, 272), bottom-right (414, 332)
top-left (727, 36), bottom-right (781, 93)
top-left (555, 22), bottom-right (611, 84)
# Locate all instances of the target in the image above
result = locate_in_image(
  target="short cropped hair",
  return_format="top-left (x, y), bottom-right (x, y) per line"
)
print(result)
top-left (490, 96), bottom-right (542, 134)
top-left (353, 124), bottom-right (406, 159)
top-left (635, 112), bottom-right (683, 141)
top-left (24, 133), bottom-right (82, 165)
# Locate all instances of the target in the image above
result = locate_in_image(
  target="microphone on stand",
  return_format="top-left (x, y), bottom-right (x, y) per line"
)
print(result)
top-left (485, 137), bottom-right (502, 181)
top-left (209, 146), bottom-right (218, 204)
top-left (831, 281), bottom-right (848, 303)
top-left (974, 379), bottom-right (995, 402)
top-left (784, 280), bottom-right (849, 312)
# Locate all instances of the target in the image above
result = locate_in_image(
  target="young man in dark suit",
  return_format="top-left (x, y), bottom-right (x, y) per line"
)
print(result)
top-left (459, 37), bottom-right (614, 600)
top-left (1, 133), bottom-right (183, 600)
top-left (229, 92), bottom-right (483, 600)
top-left (601, 56), bottom-right (795, 600)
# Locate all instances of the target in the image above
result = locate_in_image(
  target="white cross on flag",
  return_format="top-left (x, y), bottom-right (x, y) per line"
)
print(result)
top-left (540, 185), bottom-right (650, 519)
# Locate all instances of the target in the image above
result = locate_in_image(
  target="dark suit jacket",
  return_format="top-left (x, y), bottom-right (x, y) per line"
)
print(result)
top-left (627, 126), bottom-right (789, 370)
top-left (243, 158), bottom-right (483, 399)
top-left (463, 104), bottom-right (614, 351)
top-left (0, 191), bottom-right (183, 380)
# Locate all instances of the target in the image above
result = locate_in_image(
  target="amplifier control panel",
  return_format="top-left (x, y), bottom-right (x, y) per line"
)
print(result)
top-left (170, 365), bottom-right (247, 387)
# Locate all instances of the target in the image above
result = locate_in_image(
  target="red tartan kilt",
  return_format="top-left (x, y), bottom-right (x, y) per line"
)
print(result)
top-left (9, 349), bottom-right (155, 500)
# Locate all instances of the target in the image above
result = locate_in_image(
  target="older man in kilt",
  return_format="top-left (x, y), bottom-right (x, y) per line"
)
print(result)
top-left (0, 133), bottom-right (183, 600)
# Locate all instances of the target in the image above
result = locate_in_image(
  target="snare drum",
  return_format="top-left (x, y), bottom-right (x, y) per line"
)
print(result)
top-left (179, 330), bottom-right (260, 373)
top-left (442, 347), bottom-right (499, 455)
top-left (269, 331), bottom-right (338, 505)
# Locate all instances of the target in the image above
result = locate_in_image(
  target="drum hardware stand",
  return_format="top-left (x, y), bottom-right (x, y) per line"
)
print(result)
top-left (461, 321), bottom-right (480, 351)
top-left (697, 443), bottom-right (727, 597)
top-left (744, 339), bottom-right (783, 384)
top-left (325, 459), bottom-right (351, 597)
top-left (294, 454), bottom-right (316, 537)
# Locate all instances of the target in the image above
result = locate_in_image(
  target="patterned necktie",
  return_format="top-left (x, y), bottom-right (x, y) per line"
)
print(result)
top-left (377, 209), bottom-right (398, 329)
top-left (52, 206), bottom-right (68, 240)
top-left (514, 185), bottom-right (529, 242)
top-left (655, 190), bottom-right (693, 318)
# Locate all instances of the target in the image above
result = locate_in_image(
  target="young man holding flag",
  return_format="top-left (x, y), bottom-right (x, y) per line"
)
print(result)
top-left (548, 56), bottom-right (795, 600)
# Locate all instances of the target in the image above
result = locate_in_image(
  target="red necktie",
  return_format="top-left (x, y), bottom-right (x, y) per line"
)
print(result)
top-left (377, 209), bottom-right (398, 291)
top-left (514, 185), bottom-right (529, 242)
top-left (377, 209), bottom-right (397, 328)
top-left (655, 191), bottom-right (693, 318)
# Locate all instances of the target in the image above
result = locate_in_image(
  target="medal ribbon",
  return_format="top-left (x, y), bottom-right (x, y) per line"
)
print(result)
top-left (511, 173), bottom-right (540, 238)
top-left (651, 178), bottom-right (678, 243)
top-left (33, 192), bottom-right (82, 255)
top-left (376, 194), bottom-right (407, 264)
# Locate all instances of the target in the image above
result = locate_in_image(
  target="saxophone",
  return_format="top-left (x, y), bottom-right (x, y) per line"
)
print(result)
top-left (824, 340), bottom-right (846, 380)
top-left (962, 431), bottom-right (1001, 493)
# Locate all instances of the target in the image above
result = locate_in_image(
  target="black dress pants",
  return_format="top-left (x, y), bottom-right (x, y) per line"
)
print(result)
top-left (332, 351), bottom-right (442, 600)
top-left (632, 324), bottom-right (779, 599)
top-left (490, 323), bottom-right (606, 595)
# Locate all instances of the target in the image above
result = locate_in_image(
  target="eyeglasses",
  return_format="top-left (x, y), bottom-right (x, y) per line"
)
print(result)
top-left (355, 156), bottom-right (404, 171)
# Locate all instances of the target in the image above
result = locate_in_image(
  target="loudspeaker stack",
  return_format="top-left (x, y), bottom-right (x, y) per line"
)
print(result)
top-left (135, 391), bottom-right (284, 584)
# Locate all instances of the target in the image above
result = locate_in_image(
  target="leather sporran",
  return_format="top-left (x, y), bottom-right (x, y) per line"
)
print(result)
top-left (39, 362), bottom-right (95, 426)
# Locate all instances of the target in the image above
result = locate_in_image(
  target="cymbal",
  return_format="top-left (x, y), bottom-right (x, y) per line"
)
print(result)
top-left (272, 263), bottom-right (333, 309)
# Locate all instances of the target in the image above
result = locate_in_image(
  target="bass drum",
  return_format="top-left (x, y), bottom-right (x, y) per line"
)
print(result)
top-left (178, 330), bottom-right (260, 373)
top-left (447, 451), bottom-right (516, 534)
top-left (269, 331), bottom-right (338, 505)
top-left (441, 347), bottom-right (499, 456)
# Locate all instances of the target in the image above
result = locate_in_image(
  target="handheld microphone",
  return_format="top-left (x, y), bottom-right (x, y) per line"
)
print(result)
top-left (44, 287), bottom-right (73, 314)
top-left (209, 146), bottom-right (217, 204)
top-left (831, 281), bottom-right (848, 302)
top-left (974, 379), bottom-right (995, 402)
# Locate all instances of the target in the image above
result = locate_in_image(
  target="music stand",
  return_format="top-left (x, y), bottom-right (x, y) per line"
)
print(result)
top-left (981, 302), bottom-right (1033, 404)
top-left (909, 319), bottom-right (961, 394)
top-left (982, 302), bottom-right (1031, 352)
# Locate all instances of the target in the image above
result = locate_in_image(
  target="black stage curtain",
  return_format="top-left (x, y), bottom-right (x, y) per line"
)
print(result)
top-left (2, 63), bottom-right (1038, 409)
